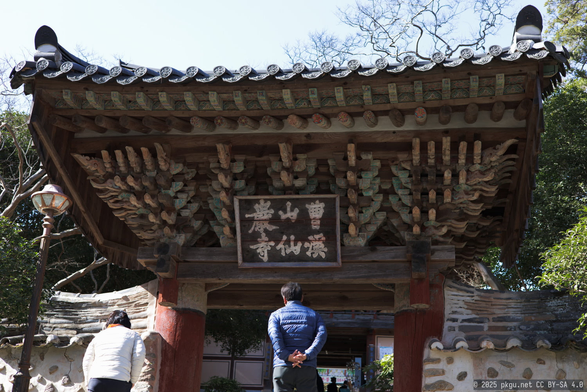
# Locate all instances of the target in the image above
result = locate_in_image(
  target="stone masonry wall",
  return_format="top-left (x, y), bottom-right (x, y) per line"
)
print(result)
top-left (419, 280), bottom-right (587, 392)
top-left (422, 346), bottom-right (587, 392)
top-left (0, 281), bottom-right (160, 392)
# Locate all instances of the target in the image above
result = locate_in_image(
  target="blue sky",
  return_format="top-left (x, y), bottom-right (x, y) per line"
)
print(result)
top-left (2, 0), bottom-right (548, 73)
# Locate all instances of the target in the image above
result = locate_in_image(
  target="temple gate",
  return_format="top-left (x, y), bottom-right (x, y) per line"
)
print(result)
top-left (9, 6), bottom-right (571, 391)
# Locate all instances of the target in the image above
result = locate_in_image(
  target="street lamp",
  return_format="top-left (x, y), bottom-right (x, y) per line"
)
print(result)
top-left (12, 184), bottom-right (71, 392)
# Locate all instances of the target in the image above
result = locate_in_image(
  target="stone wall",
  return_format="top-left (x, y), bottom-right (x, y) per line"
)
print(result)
top-left (441, 280), bottom-right (587, 351)
top-left (422, 346), bottom-right (587, 392)
top-left (420, 280), bottom-right (587, 392)
top-left (0, 281), bottom-right (160, 392)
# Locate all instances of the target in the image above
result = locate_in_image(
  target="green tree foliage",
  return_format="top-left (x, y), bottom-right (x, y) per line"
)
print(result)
top-left (0, 110), bottom-right (44, 221)
top-left (540, 208), bottom-right (587, 335)
top-left (0, 217), bottom-right (38, 326)
top-left (1, 110), bottom-right (153, 306)
top-left (546, 0), bottom-right (587, 77)
top-left (205, 310), bottom-right (268, 359)
top-left (364, 354), bottom-right (394, 391)
top-left (489, 78), bottom-right (587, 289)
top-left (202, 376), bottom-right (244, 392)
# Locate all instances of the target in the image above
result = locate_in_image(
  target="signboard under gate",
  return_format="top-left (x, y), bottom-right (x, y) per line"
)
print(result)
top-left (235, 195), bottom-right (340, 268)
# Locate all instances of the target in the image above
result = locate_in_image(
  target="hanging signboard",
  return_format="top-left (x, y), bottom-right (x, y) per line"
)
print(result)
top-left (235, 195), bottom-right (340, 268)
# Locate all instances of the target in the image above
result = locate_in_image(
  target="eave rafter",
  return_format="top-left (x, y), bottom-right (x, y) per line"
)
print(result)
top-left (73, 143), bottom-right (208, 248)
top-left (72, 130), bottom-right (520, 262)
top-left (37, 70), bottom-right (533, 137)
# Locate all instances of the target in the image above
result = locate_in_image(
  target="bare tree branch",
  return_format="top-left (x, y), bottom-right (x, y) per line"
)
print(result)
top-left (33, 227), bottom-right (82, 244)
top-left (286, 0), bottom-right (516, 66)
top-left (0, 122), bottom-right (25, 196)
top-left (1, 173), bottom-right (48, 218)
top-left (51, 256), bottom-right (111, 291)
top-left (20, 167), bottom-right (46, 191)
top-left (98, 263), bottom-right (111, 294)
top-left (475, 260), bottom-right (506, 291)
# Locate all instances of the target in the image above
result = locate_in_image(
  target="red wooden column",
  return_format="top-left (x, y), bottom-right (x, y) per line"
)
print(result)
top-left (155, 278), bottom-right (207, 392)
top-left (393, 240), bottom-right (445, 392)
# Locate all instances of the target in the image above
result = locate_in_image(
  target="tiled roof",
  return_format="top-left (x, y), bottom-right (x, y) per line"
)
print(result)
top-left (0, 281), bottom-right (157, 348)
top-left (434, 280), bottom-right (587, 352)
top-left (0, 333), bottom-right (94, 349)
top-left (10, 26), bottom-right (569, 99)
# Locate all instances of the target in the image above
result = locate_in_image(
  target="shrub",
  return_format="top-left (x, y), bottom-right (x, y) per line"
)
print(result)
top-left (202, 376), bottom-right (244, 392)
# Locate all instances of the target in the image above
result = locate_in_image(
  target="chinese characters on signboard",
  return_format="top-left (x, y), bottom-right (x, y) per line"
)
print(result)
top-left (235, 195), bottom-right (340, 267)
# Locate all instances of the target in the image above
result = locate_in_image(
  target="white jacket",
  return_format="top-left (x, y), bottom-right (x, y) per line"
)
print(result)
top-left (82, 325), bottom-right (146, 385)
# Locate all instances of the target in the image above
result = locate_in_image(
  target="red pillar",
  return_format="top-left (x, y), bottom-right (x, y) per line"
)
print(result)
top-left (394, 275), bottom-right (444, 392)
top-left (155, 278), bottom-right (206, 392)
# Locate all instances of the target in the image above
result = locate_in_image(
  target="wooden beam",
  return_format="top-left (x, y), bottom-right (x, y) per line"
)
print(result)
top-left (72, 114), bottom-right (107, 133)
top-left (490, 101), bottom-right (506, 122)
top-left (30, 98), bottom-right (105, 244)
top-left (312, 113), bottom-right (331, 129)
top-left (215, 116), bottom-right (238, 130)
top-left (362, 110), bottom-right (380, 129)
top-left (287, 114), bottom-right (308, 130)
top-left (238, 116), bottom-right (260, 130)
top-left (262, 115), bottom-right (284, 130)
top-left (438, 105), bottom-right (452, 125)
top-left (102, 239), bottom-right (138, 256)
top-left (207, 289), bottom-right (394, 310)
top-left (71, 128), bottom-right (529, 155)
top-left (95, 115), bottom-right (129, 133)
top-left (190, 116), bottom-right (216, 132)
top-left (389, 109), bottom-right (405, 127)
top-left (337, 112), bottom-right (355, 128)
top-left (137, 245), bottom-right (455, 263)
top-left (514, 98), bottom-right (533, 121)
top-left (48, 114), bottom-right (82, 133)
top-left (120, 115), bottom-right (150, 134)
top-left (49, 91), bottom-right (531, 119)
top-left (464, 103), bottom-right (479, 124)
top-left (166, 116), bottom-right (193, 133)
top-left (414, 107), bottom-right (427, 125)
top-left (407, 240), bottom-right (431, 280)
top-left (143, 116), bottom-right (170, 133)
top-left (176, 262), bottom-right (414, 283)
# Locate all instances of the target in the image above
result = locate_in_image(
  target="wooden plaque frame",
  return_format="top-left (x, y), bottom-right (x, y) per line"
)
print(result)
top-left (235, 194), bottom-right (341, 268)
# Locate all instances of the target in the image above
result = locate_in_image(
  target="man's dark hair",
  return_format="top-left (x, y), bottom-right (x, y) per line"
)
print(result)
top-left (106, 310), bottom-right (131, 329)
top-left (281, 282), bottom-right (303, 301)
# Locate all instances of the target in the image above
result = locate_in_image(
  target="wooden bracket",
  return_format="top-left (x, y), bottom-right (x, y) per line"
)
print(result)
top-left (216, 143), bottom-right (232, 169)
top-left (152, 241), bottom-right (181, 278)
top-left (406, 239), bottom-right (431, 309)
top-left (394, 283), bottom-right (411, 313)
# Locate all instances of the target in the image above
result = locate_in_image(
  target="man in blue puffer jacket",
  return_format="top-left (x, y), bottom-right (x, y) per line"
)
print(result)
top-left (268, 282), bottom-right (327, 392)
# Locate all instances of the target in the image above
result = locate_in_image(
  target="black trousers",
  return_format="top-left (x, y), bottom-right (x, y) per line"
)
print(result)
top-left (88, 378), bottom-right (132, 392)
top-left (273, 366), bottom-right (317, 392)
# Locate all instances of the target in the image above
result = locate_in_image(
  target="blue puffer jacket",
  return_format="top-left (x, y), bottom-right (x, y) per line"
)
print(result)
top-left (268, 300), bottom-right (327, 368)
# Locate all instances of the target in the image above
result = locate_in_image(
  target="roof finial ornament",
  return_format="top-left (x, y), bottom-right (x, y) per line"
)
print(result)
top-left (34, 25), bottom-right (62, 66)
top-left (513, 5), bottom-right (543, 44)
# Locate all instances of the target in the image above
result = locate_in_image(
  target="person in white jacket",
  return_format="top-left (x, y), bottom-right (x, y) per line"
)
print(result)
top-left (83, 310), bottom-right (146, 392)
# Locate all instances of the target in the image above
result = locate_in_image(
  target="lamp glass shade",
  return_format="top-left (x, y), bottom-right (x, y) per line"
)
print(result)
top-left (31, 184), bottom-right (71, 216)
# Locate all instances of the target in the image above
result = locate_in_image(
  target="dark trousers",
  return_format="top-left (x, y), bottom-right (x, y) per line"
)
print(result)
top-left (88, 378), bottom-right (132, 392)
top-left (273, 366), bottom-right (317, 392)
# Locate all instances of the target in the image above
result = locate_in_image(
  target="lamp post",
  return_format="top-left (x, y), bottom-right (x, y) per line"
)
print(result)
top-left (12, 184), bottom-right (71, 392)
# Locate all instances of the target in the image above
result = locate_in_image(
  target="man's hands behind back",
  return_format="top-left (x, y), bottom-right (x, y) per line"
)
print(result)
top-left (288, 350), bottom-right (307, 368)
